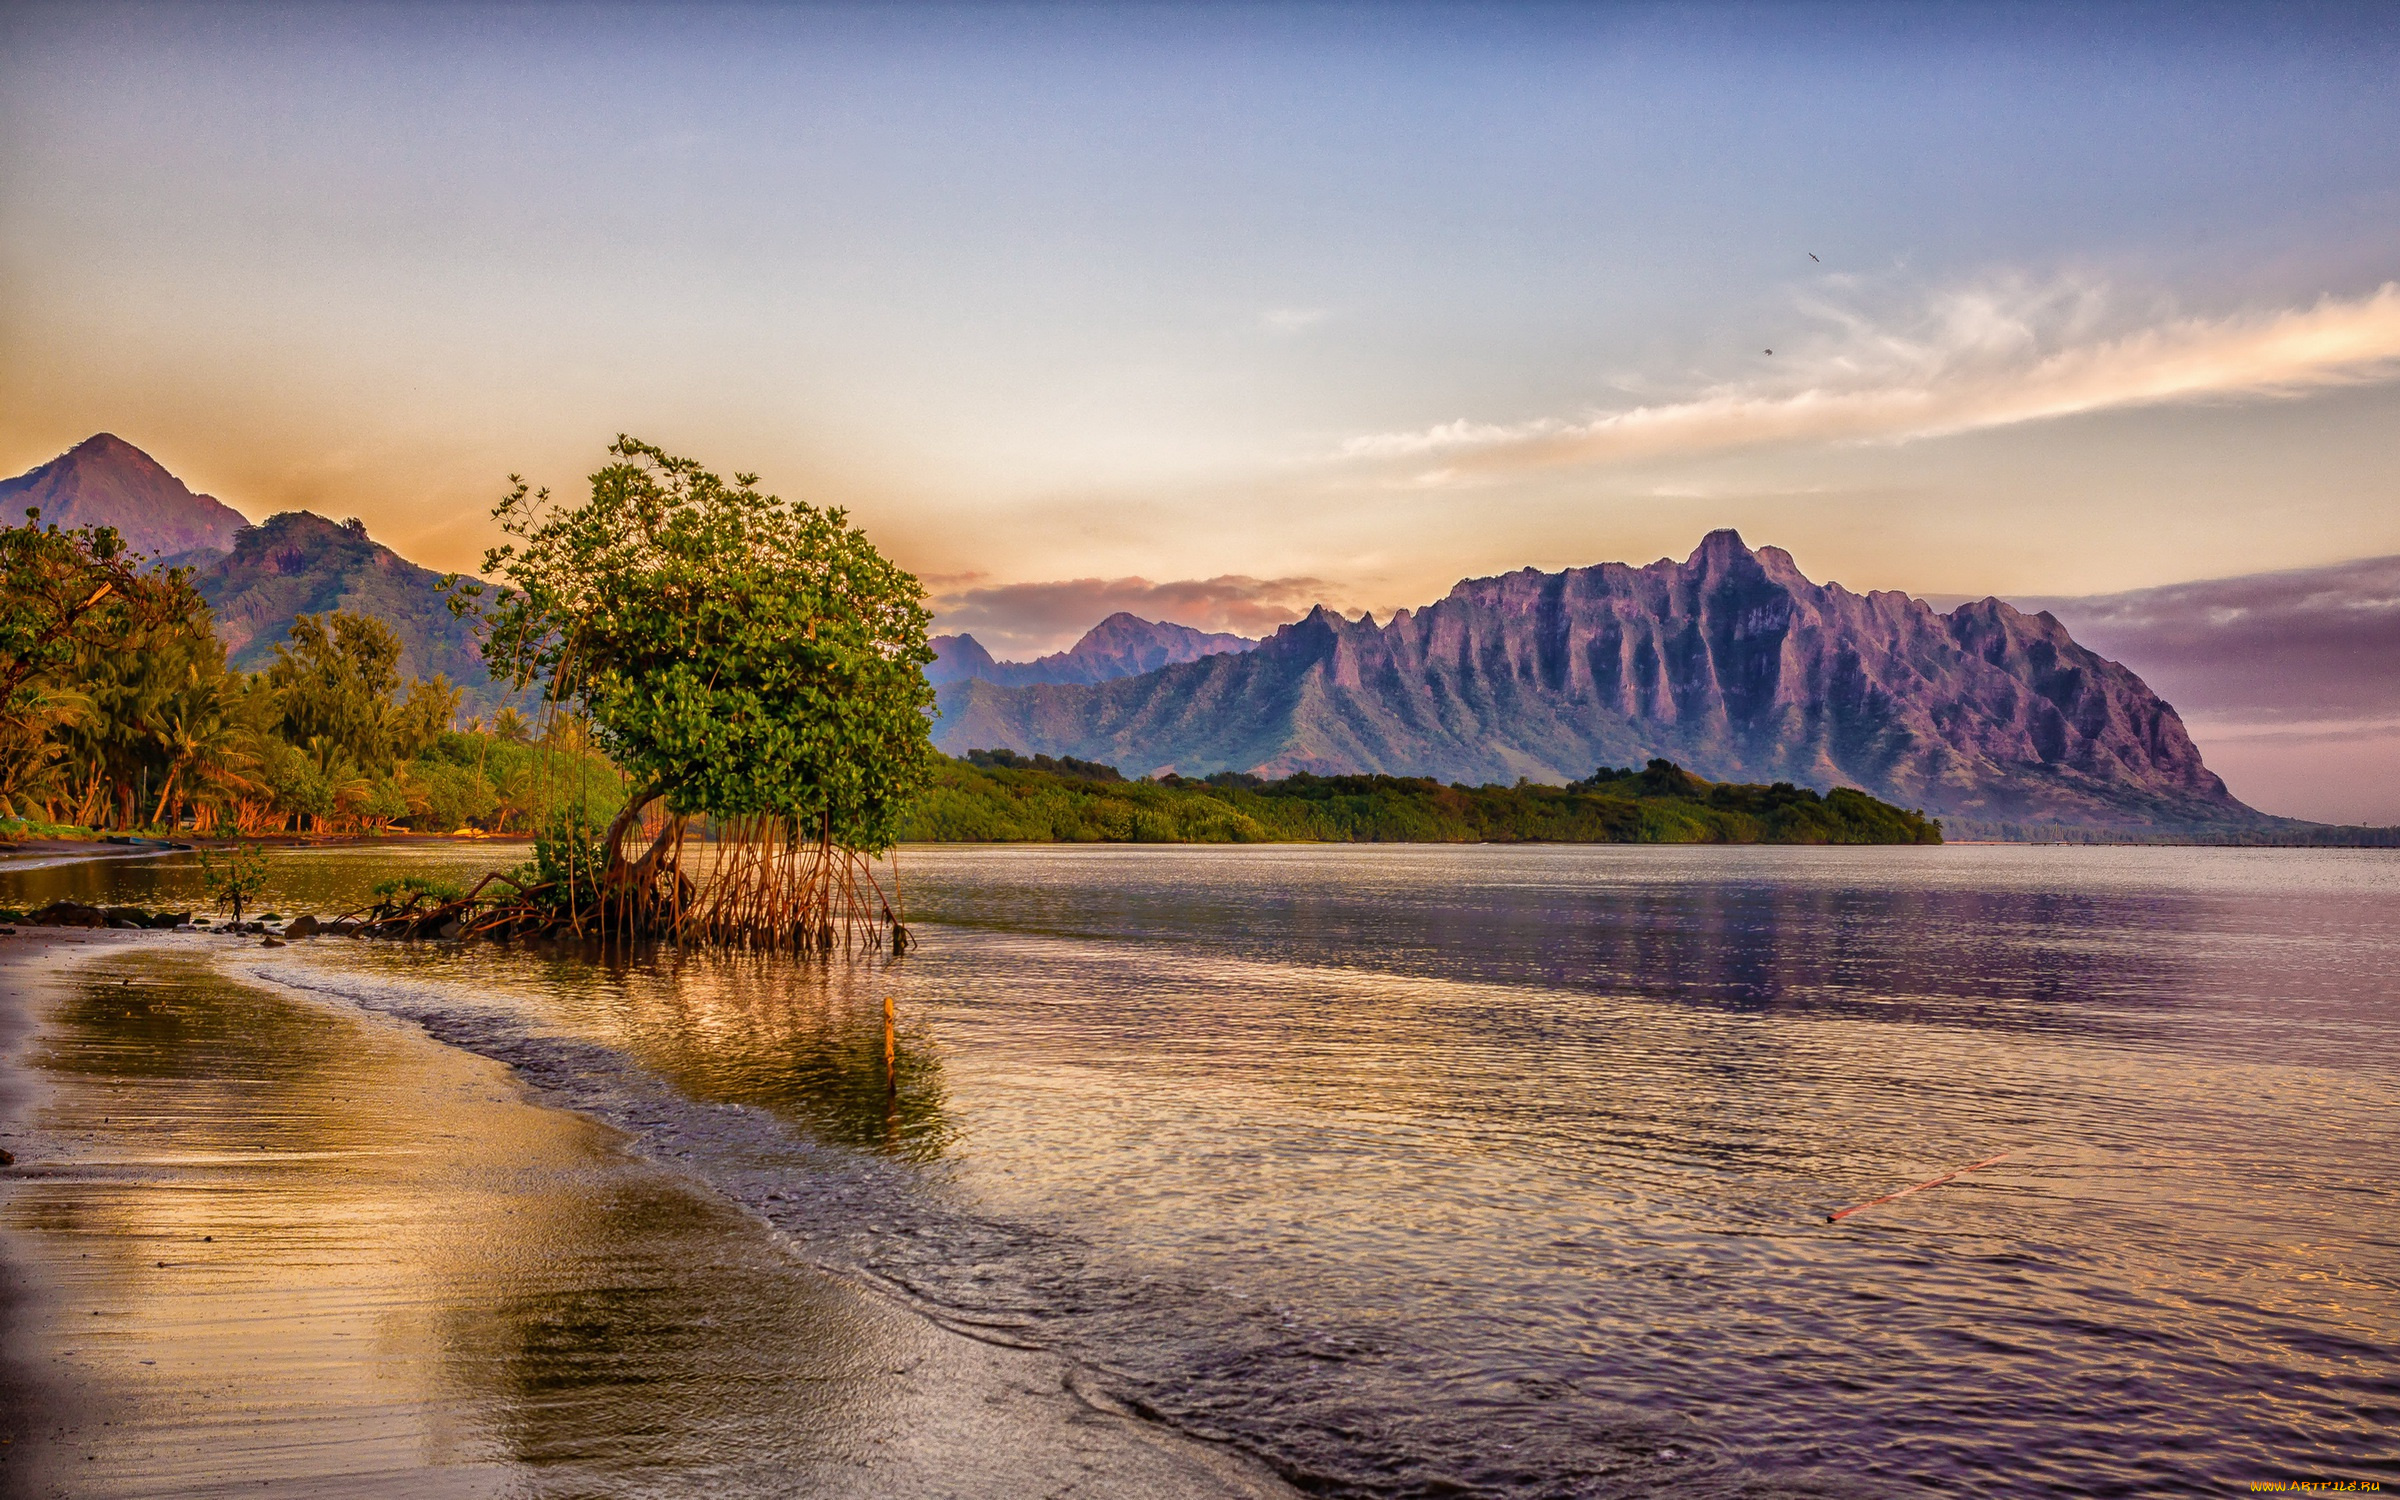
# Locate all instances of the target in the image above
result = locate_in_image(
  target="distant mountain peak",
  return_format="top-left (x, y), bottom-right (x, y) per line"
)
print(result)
top-left (0, 432), bottom-right (249, 559)
top-left (929, 613), bottom-right (1257, 688)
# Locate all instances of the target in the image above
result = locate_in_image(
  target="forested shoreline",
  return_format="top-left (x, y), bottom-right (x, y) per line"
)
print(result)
top-left (4, 510), bottom-right (1941, 851)
top-left (1, 515), bottom-right (624, 839)
top-left (903, 750), bottom-right (1943, 845)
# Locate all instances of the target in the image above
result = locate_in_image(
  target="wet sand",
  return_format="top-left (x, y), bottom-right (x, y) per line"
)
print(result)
top-left (0, 930), bottom-right (1291, 1499)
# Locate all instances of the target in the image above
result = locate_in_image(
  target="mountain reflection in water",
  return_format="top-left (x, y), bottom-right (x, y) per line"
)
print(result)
top-left (6, 843), bottom-right (2394, 1497)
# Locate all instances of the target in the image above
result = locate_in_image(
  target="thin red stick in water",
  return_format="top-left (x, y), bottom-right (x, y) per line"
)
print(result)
top-left (1828, 1152), bottom-right (2013, 1222)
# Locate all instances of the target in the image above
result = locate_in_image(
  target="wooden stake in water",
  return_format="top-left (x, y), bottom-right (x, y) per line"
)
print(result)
top-left (883, 995), bottom-right (897, 1094)
top-left (1829, 1152), bottom-right (2012, 1222)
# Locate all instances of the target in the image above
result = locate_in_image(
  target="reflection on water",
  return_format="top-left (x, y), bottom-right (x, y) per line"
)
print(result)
top-left (0, 841), bottom-right (515, 920)
top-left (7, 844), bottom-right (2398, 1497)
top-left (455, 944), bottom-right (960, 1163)
top-left (0, 946), bottom-right (1273, 1498)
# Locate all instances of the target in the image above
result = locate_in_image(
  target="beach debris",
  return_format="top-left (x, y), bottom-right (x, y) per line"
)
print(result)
top-left (282, 914), bottom-right (320, 938)
top-left (0, 1148), bottom-right (14, 1166)
top-left (1829, 1152), bottom-right (2012, 1222)
top-left (260, 937), bottom-right (286, 948)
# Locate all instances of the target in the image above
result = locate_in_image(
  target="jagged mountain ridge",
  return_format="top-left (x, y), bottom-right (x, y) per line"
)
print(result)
top-left (934, 530), bottom-right (2259, 831)
top-left (930, 611), bottom-right (1255, 687)
top-left (0, 434), bottom-right (249, 559)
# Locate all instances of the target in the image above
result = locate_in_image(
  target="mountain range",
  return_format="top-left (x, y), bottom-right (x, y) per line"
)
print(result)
top-left (931, 613), bottom-right (1255, 687)
top-left (934, 531), bottom-right (2265, 835)
top-left (7, 433), bottom-right (2375, 835)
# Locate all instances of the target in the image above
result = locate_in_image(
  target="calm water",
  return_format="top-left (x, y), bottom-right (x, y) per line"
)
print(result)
top-left (8, 843), bottom-right (2396, 1496)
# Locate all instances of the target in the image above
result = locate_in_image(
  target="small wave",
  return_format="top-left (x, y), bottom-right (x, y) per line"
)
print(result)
top-left (231, 951), bottom-right (1761, 1500)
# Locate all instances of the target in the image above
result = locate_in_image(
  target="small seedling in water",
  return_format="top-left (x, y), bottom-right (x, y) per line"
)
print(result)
top-left (195, 845), bottom-right (270, 926)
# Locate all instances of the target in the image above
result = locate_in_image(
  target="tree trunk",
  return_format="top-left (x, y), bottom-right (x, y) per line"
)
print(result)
top-left (599, 779), bottom-right (680, 876)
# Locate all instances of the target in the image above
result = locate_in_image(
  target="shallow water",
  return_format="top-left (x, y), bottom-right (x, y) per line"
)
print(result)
top-left (0, 943), bottom-right (1290, 1498)
top-left (9, 843), bottom-right (2397, 1496)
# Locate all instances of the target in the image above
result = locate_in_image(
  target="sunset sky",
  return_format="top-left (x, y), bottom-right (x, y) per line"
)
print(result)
top-left (4, 2), bottom-right (2398, 814)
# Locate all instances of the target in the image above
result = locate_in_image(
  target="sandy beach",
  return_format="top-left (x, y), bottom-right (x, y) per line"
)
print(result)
top-left (0, 927), bottom-right (1291, 1500)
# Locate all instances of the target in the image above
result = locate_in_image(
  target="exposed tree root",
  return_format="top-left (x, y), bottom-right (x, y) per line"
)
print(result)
top-left (337, 800), bottom-right (911, 953)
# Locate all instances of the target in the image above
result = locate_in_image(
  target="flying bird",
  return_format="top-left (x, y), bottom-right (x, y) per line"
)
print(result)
top-left (1765, 349), bottom-right (1773, 355)
top-left (1809, 252), bottom-right (1820, 262)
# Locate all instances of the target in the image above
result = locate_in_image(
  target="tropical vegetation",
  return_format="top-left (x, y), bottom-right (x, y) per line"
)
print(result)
top-left (0, 511), bottom-right (622, 838)
top-left (442, 437), bottom-right (938, 947)
top-left (903, 753), bottom-right (1944, 844)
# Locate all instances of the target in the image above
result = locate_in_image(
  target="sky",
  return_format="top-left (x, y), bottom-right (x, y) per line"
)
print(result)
top-left (4, 1), bottom-right (2398, 816)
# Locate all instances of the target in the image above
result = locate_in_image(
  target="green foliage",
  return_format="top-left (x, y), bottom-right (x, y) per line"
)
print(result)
top-left (269, 610), bottom-right (405, 766)
top-left (900, 754), bottom-right (1943, 845)
top-left (191, 510), bottom-right (530, 718)
top-left (1, 512), bottom-right (208, 820)
top-left (2, 534), bottom-right (629, 836)
top-left (371, 873), bottom-right (463, 905)
top-left (517, 808), bottom-right (610, 909)
top-left (964, 747), bottom-right (1125, 782)
top-left (388, 675), bottom-right (463, 761)
top-left (196, 842), bottom-right (270, 920)
top-left (460, 438), bottom-right (938, 853)
top-left (2, 512), bottom-right (203, 702)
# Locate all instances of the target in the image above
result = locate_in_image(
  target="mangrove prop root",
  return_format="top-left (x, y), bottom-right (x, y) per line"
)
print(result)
top-left (335, 802), bottom-right (912, 953)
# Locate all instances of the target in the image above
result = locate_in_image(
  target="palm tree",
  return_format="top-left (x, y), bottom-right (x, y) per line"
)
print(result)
top-left (488, 755), bottom-right (535, 834)
top-left (0, 684), bottom-right (89, 821)
top-left (149, 680), bottom-right (259, 828)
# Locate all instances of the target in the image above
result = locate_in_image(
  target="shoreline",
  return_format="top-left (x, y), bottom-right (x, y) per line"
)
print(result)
top-left (0, 928), bottom-right (1293, 1499)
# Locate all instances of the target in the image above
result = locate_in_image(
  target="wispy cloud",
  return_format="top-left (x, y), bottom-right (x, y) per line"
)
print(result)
top-left (1262, 306), bottom-right (1331, 334)
top-left (930, 573), bottom-right (1327, 658)
top-left (1340, 280), bottom-right (2400, 477)
top-left (2023, 553), bottom-right (2400, 723)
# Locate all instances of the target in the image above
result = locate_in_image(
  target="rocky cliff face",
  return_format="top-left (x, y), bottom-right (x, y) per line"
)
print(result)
top-left (935, 531), bottom-right (2256, 831)
top-left (0, 434), bottom-right (249, 559)
top-left (930, 612), bottom-right (1255, 687)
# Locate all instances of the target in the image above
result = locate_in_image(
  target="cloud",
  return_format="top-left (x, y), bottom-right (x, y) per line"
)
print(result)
top-left (1262, 306), bottom-right (1331, 334)
top-left (2017, 553), bottom-right (2400, 724)
top-left (1340, 280), bottom-right (2400, 478)
top-left (930, 573), bottom-right (1329, 658)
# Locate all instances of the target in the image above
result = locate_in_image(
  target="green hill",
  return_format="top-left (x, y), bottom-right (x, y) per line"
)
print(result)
top-left (188, 511), bottom-right (525, 715)
top-left (900, 752), bottom-right (1942, 844)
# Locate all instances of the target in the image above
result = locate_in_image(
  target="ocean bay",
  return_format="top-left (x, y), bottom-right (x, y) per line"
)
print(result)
top-left (5, 843), bottom-right (2394, 1495)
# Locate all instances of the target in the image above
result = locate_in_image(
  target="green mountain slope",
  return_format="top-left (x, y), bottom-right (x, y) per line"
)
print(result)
top-left (187, 511), bottom-right (522, 714)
